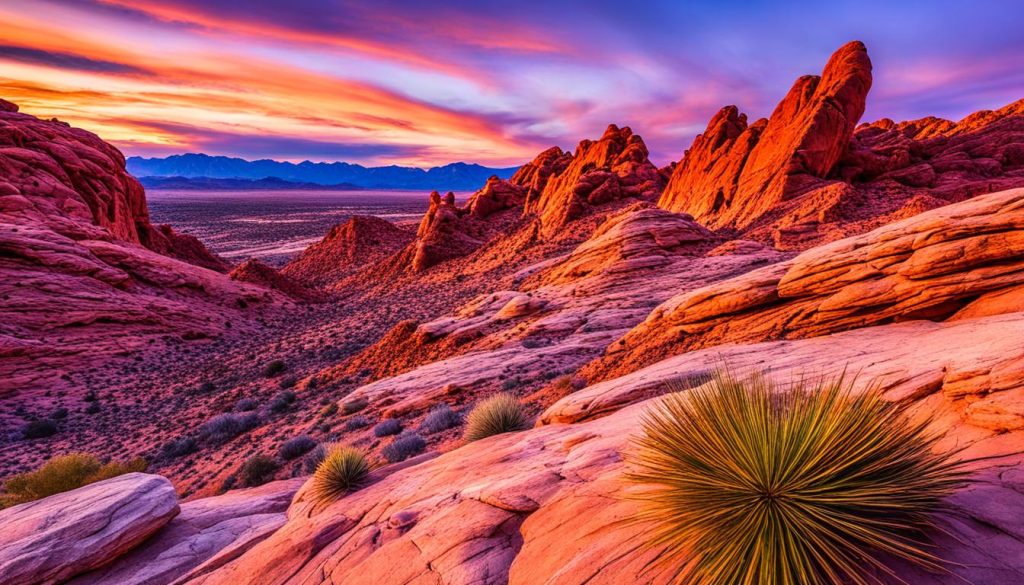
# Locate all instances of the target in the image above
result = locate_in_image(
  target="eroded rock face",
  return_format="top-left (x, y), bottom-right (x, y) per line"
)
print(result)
top-left (70, 478), bottom-right (303, 585)
top-left (659, 41), bottom-right (872, 229)
top-left (584, 188), bottom-right (1024, 382)
top-left (0, 473), bottom-right (179, 585)
top-left (231, 259), bottom-right (318, 300)
top-left (281, 215), bottom-right (413, 286)
top-left (0, 101), bottom-right (278, 393)
top-left (525, 125), bottom-right (665, 234)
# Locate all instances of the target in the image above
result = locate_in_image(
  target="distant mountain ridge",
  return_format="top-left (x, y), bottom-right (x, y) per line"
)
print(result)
top-left (138, 176), bottom-right (363, 191)
top-left (127, 153), bottom-right (520, 191)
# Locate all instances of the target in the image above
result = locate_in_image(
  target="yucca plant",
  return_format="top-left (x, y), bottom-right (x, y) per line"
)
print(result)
top-left (626, 370), bottom-right (970, 585)
top-left (463, 393), bottom-right (530, 442)
top-left (310, 444), bottom-right (370, 504)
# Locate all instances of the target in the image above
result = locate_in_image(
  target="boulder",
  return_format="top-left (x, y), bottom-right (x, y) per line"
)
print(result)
top-left (0, 473), bottom-right (179, 585)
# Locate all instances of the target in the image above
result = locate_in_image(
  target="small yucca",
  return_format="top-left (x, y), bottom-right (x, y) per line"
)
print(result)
top-left (463, 393), bottom-right (529, 442)
top-left (626, 370), bottom-right (970, 585)
top-left (310, 444), bottom-right (370, 504)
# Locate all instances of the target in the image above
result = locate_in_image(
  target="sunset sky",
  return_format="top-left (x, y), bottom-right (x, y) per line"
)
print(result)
top-left (1, 1), bottom-right (1021, 167)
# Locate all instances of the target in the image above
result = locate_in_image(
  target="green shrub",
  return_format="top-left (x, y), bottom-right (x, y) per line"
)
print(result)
top-left (626, 370), bottom-right (970, 585)
top-left (463, 394), bottom-right (529, 442)
top-left (310, 445), bottom-right (370, 504)
top-left (239, 454), bottom-right (278, 487)
top-left (1, 453), bottom-right (148, 508)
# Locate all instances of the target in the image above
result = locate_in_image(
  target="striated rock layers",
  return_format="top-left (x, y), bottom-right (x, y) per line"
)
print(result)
top-left (281, 215), bottom-right (413, 286)
top-left (0, 473), bottom-right (179, 585)
top-left (583, 187), bottom-right (1024, 382)
top-left (658, 40), bottom-right (872, 230)
top-left (0, 100), bottom-right (279, 393)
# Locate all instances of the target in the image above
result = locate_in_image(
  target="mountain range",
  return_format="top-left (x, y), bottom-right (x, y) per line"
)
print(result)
top-left (127, 153), bottom-right (520, 191)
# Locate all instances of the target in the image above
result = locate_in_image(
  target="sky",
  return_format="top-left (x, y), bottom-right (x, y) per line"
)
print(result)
top-left (0, 1), bottom-right (1021, 168)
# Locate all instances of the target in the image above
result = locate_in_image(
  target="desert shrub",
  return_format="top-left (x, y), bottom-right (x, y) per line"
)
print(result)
top-left (162, 437), bottom-right (198, 458)
top-left (269, 390), bottom-right (297, 414)
top-left (1, 453), bottom-right (147, 507)
top-left (22, 419), bottom-right (58, 439)
top-left (381, 431), bottom-right (426, 463)
top-left (303, 444), bottom-right (328, 473)
top-left (626, 370), bottom-right (971, 585)
top-left (420, 404), bottom-right (461, 434)
top-left (48, 407), bottom-right (68, 420)
top-left (463, 394), bottom-right (529, 442)
top-left (344, 415), bottom-right (371, 431)
top-left (199, 413), bottom-right (259, 445)
top-left (320, 403), bottom-right (339, 418)
top-left (279, 435), bottom-right (317, 460)
top-left (83, 390), bottom-right (98, 402)
top-left (500, 378), bottom-right (519, 392)
top-left (279, 375), bottom-right (298, 390)
top-left (197, 381), bottom-right (216, 394)
top-left (239, 454), bottom-right (278, 487)
top-left (262, 359), bottom-right (286, 378)
top-left (342, 397), bottom-right (368, 414)
top-left (234, 398), bottom-right (258, 412)
top-left (84, 402), bottom-right (101, 414)
top-left (373, 419), bottom-right (402, 437)
top-left (310, 445), bottom-right (370, 504)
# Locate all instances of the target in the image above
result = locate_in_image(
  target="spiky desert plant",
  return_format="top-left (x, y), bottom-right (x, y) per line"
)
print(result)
top-left (626, 370), bottom-right (970, 585)
top-left (310, 444), bottom-right (370, 504)
top-left (463, 393), bottom-right (529, 442)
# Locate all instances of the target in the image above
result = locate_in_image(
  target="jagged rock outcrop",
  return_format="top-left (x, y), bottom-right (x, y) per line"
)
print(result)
top-left (525, 125), bottom-right (665, 234)
top-left (70, 478), bottom-right (303, 585)
top-left (281, 215), bottom-right (413, 286)
top-left (583, 187), bottom-right (1024, 381)
top-left (0, 100), bottom-right (278, 393)
top-left (0, 473), bottom-right (179, 585)
top-left (659, 41), bottom-right (872, 229)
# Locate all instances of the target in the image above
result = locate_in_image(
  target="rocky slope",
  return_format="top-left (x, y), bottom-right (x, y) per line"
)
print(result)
top-left (0, 99), bottom-right (280, 393)
top-left (281, 215), bottom-right (413, 286)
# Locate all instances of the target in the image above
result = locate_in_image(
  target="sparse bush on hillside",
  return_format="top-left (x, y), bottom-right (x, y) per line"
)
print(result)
top-left (303, 444), bottom-right (328, 473)
top-left (279, 435), bottom-right (317, 460)
top-left (501, 378), bottom-right (519, 392)
top-left (344, 415), bottom-right (371, 431)
top-left (382, 431), bottom-right (426, 463)
top-left (310, 445), bottom-right (370, 504)
top-left (162, 437), bottom-right (198, 458)
top-left (48, 407), bottom-right (68, 420)
top-left (269, 390), bottom-right (297, 414)
top-left (234, 398), bottom-right (258, 412)
top-left (239, 454), bottom-right (278, 487)
top-left (262, 359), bottom-right (286, 378)
top-left (463, 394), bottom-right (529, 442)
top-left (626, 370), bottom-right (971, 585)
top-left (197, 381), bottom-right (216, 394)
top-left (420, 404), bottom-right (461, 434)
top-left (1, 453), bottom-right (147, 508)
top-left (84, 402), bottom-right (101, 415)
top-left (22, 419), bottom-right (58, 439)
top-left (342, 397), bottom-right (368, 414)
top-left (199, 413), bottom-right (259, 445)
top-left (373, 419), bottom-right (402, 437)
top-left (279, 375), bottom-right (298, 390)
top-left (320, 403), bottom-right (339, 418)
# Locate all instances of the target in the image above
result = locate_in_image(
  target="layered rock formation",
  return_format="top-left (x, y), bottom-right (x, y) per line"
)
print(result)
top-left (0, 473), bottom-right (179, 585)
top-left (583, 187), bottom-right (1024, 381)
top-left (230, 259), bottom-right (318, 300)
top-left (281, 215), bottom-right (413, 286)
top-left (658, 41), bottom-right (872, 229)
top-left (0, 100), bottom-right (280, 392)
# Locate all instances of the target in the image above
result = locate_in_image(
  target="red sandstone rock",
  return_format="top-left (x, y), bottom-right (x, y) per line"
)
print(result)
top-left (0, 100), bottom-right (279, 392)
top-left (281, 215), bottom-right (412, 286)
top-left (525, 124), bottom-right (665, 234)
top-left (230, 259), bottom-right (317, 300)
top-left (659, 41), bottom-right (872, 229)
